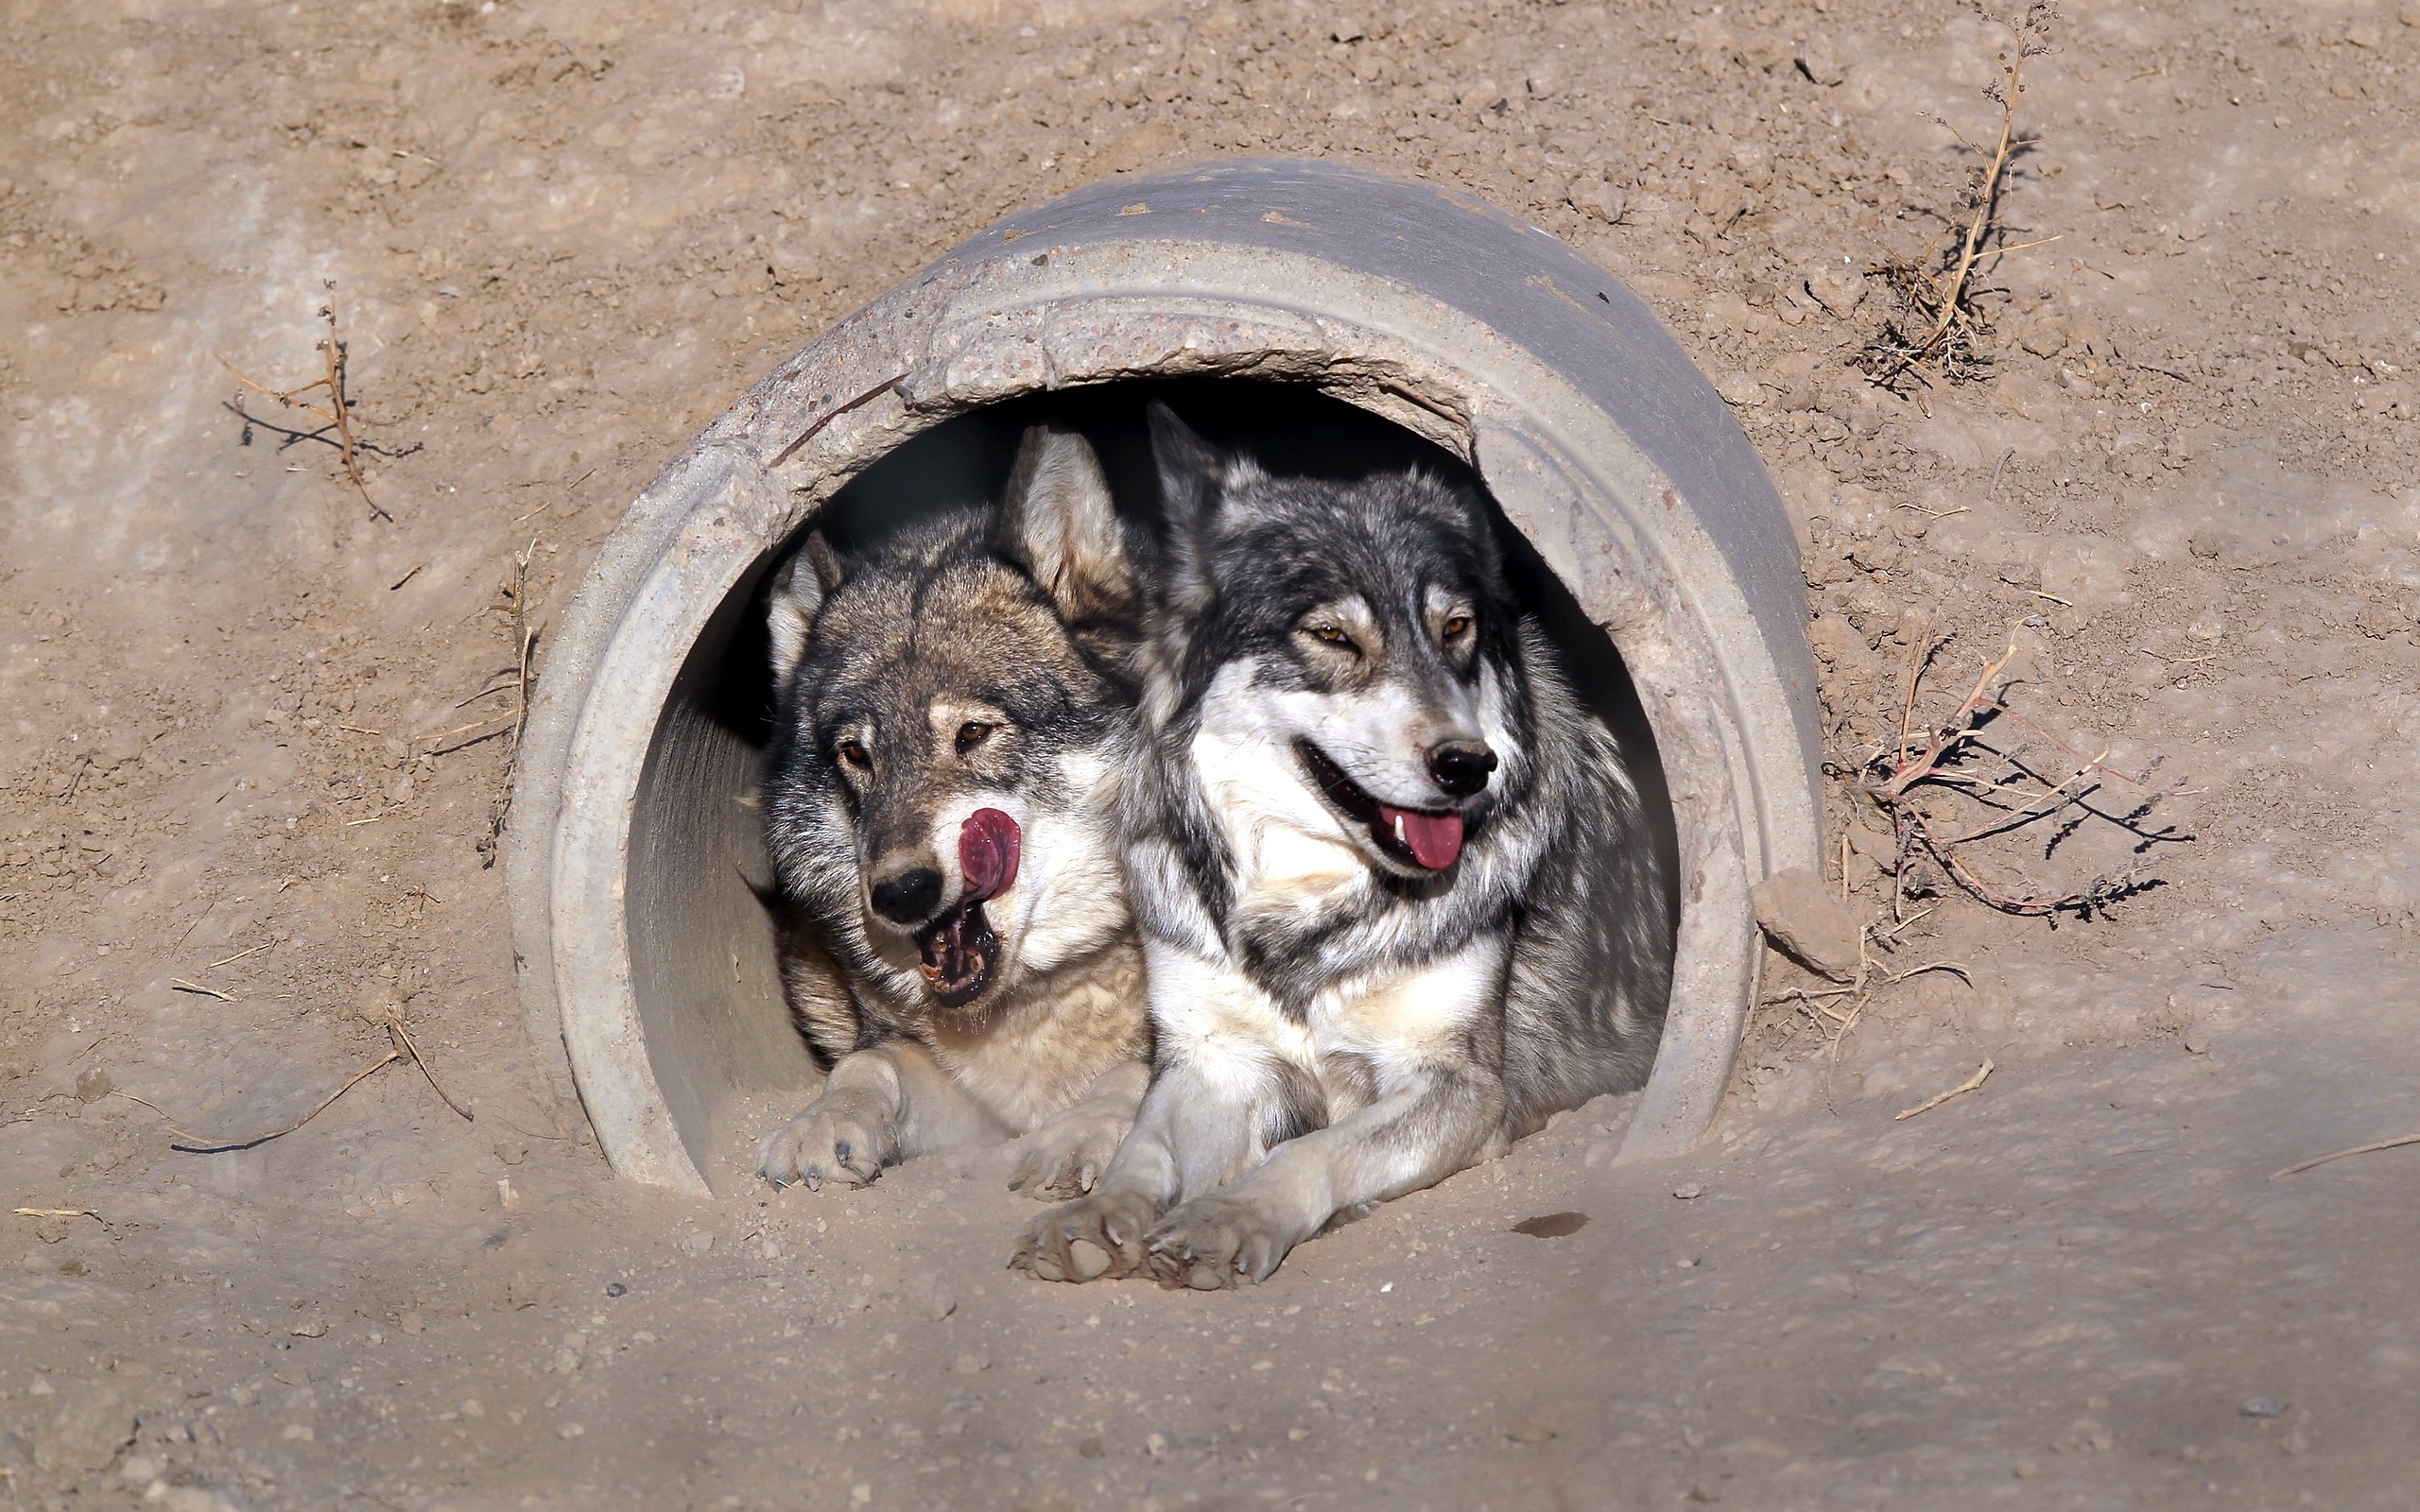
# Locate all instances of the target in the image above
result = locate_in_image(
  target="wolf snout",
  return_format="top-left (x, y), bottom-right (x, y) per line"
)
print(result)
top-left (869, 864), bottom-right (945, 926)
top-left (1426, 740), bottom-right (1497, 799)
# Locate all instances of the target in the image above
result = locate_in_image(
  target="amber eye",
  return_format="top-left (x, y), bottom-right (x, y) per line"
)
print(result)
top-left (1442, 614), bottom-right (1473, 640)
top-left (837, 738), bottom-right (872, 770)
top-left (1306, 623), bottom-right (1356, 649)
top-left (955, 722), bottom-right (995, 755)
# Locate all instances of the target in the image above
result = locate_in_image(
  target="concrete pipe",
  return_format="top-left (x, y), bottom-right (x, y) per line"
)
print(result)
top-left (508, 159), bottom-right (1823, 1198)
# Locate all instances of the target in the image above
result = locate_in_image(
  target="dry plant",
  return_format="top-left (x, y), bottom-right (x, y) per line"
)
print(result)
top-left (1765, 907), bottom-right (1971, 1057)
top-left (1856, 627), bottom-right (2190, 920)
top-left (115, 998), bottom-right (470, 1155)
top-left (475, 539), bottom-right (543, 868)
top-left (217, 281), bottom-right (415, 521)
top-left (1858, 2), bottom-right (2063, 388)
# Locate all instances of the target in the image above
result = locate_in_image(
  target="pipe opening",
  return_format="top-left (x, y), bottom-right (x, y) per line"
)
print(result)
top-left (627, 379), bottom-right (1680, 1192)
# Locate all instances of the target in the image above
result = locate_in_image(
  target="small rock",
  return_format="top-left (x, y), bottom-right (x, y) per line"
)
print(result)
top-left (950, 1351), bottom-right (991, 1375)
top-left (399, 1311), bottom-right (425, 1336)
top-left (679, 1230), bottom-right (715, 1254)
top-left (74, 1068), bottom-right (114, 1103)
top-left (1144, 1430), bottom-right (1170, 1457)
top-left (1672, 1183), bottom-right (1705, 1200)
top-left (2240, 1396), bottom-right (2281, 1418)
top-left (559, 1421), bottom-right (585, 1439)
top-left (288, 1319), bottom-right (327, 1338)
top-left (281, 1423), bottom-right (313, 1441)
top-left (1806, 265), bottom-right (1866, 318)
top-left (1511, 1211), bottom-right (1588, 1238)
top-left (1716, 370), bottom-right (1766, 407)
top-left (1796, 35), bottom-right (1848, 86)
top-left (1568, 176), bottom-right (1627, 224)
top-left (1505, 1423), bottom-right (1557, 1445)
top-left (2181, 1023), bottom-right (2214, 1055)
top-left (1329, 18), bottom-right (1366, 43)
top-left (1753, 867), bottom-right (1863, 982)
top-left (925, 1280), bottom-right (958, 1322)
top-left (118, 1454), bottom-right (161, 1484)
top-left (32, 1383), bottom-right (133, 1472)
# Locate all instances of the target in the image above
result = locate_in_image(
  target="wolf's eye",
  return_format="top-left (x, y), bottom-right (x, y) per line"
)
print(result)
top-left (955, 721), bottom-right (995, 755)
top-left (837, 738), bottom-right (872, 770)
top-left (1442, 614), bottom-right (1473, 640)
top-left (1305, 623), bottom-right (1357, 651)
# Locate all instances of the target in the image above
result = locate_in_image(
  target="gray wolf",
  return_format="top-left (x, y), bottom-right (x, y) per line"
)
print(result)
top-left (1011, 403), bottom-right (1670, 1286)
top-left (755, 425), bottom-right (1152, 1199)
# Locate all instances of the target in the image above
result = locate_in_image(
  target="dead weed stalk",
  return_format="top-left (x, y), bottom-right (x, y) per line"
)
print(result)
top-left (1857, 627), bottom-right (2188, 920)
top-left (217, 281), bottom-right (413, 521)
top-left (120, 1000), bottom-right (470, 1155)
top-left (1859, 2), bottom-right (2063, 388)
top-left (476, 539), bottom-right (542, 868)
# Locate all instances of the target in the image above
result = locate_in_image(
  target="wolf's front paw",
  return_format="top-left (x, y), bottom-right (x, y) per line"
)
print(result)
top-left (1007, 1104), bottom-right (1132, 1201)
top-left (1009, 1190), bottom-right (1159, 1282)
top-left (1143, 1194), bottom-right (1293, 1289)
top-left (756, 1093), bottom-right (899, 1192)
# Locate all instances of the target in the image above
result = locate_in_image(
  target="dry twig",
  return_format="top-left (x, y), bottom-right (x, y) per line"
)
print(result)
top-left (2268, 1133), bottom-right (2420, 1181)
top-left (1852, 630), bottom-right (2188, 919)
top-left (216, 282), bottom-right (406, 521)
top-left (1859, 3), bottom-right (2062, 387)
top-left (125, 1005), bottom-right (469, 1155)
top-left (1895, 1058), bottom-right (1996, 1120)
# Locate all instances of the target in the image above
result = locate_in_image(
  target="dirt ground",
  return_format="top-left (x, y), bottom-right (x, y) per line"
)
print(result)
top-left (6, 0), bottom-right (2420, 1506)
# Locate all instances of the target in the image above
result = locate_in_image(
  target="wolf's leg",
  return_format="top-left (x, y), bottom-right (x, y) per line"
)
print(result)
top-left (1009, 1057), bottom-right (1150, 1200)
top-left (1010, 953), bottom-right (1304, 1280)
top-left (1143, 940), bottom-right (1511, 1287)
top-left (756, 1040), bottom-right (1001, 1191)
top-left (1141, 1060), bottom-right (1503, 1287)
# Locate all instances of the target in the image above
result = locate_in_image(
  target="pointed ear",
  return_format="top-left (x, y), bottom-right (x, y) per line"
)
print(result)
top-left (768, 533), bottom-right (846, 692)
top-left (1146, 401), bottom-right (1228, 615)
top-left (999, 425), bottom-right (1132, 619)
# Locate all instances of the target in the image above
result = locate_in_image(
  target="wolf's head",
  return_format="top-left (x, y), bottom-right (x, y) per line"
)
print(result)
top-left (1145, 402), bottom-right (1518, 879)
top-left (763, 426), bottom-right (1137, 1017)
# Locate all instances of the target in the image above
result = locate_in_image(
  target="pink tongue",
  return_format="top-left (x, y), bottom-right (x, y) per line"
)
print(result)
top-left (1384, 806), bottom-right (1464, 870)
top-left (959, 808), bottom-right (1021, 902)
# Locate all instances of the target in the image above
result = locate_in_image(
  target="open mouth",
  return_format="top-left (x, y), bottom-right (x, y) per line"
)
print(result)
top-left (916, 900), bottom-right (999, 1008)
top-left (915, 807), bottom-right (1021, 1009)
top-left (1297, 741), bottom-right (1466, 872)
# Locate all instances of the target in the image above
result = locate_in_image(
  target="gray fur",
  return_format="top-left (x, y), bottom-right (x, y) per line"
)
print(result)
top-left (1012, 404), bottom-right (1670, 1287)
top-left (755, 426), bottom-right (1154, 1200)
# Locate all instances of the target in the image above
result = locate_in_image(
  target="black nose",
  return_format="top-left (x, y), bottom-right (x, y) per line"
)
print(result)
top-left (870, 867), bottom-right (944, 924)
top-left (1427, 741), bottom-right (1497, 799)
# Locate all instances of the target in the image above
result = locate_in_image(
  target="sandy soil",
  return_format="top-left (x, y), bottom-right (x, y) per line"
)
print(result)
top-left (6, 0), bottom-right (2420, 1507)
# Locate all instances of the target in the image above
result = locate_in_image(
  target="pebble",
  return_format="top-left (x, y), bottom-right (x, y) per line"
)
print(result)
top-left (559, 1422), bottom-right (585, 1439)
top-left (2240, 1396), bottom-right (2282, 1418)
top-left (1505, 1423), bottom-right (1557, 1445)
top-left (950, 1351), bottom-right (991, 1375)
top-left (925, 1280), bottom-right (958, 1321)
top-left (289, 1319), bottom-right (327, 1338)
top-left (1716, 370), bottom-right (1766, 407)
top-left (1144, 1430), bottom-right (1170, 1457)
top-left (679, 1230), bottom-right (715, 1254)
top-left (1672, 1183), bottom-right (1705, 1200)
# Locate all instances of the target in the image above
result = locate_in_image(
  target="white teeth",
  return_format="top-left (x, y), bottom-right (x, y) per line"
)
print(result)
top-left (1392, 813), bottom-right (1408, 847)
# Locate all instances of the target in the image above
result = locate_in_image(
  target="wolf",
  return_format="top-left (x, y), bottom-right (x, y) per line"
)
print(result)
top-left (1011, 403), bottom-right (1672, 1287)
top-left (754, 425), bottom-right (1153, 1200)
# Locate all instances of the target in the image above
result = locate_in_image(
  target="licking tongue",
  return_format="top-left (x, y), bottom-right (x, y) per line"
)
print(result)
top-left (1381, 805), bottom-right (1465, 871)
top-left (959, 807), bottom-right (1021, 902)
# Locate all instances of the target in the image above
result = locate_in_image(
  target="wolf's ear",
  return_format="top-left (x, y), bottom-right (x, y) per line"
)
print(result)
top-left (1147, 401), bottom-right (1226, 539)
top-left (1146, 401), bottom-right (1228, 614)
top-left (767, 533), bottom-right (847, 690)
top-left (999, 425), bottom-right (1132, 620)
